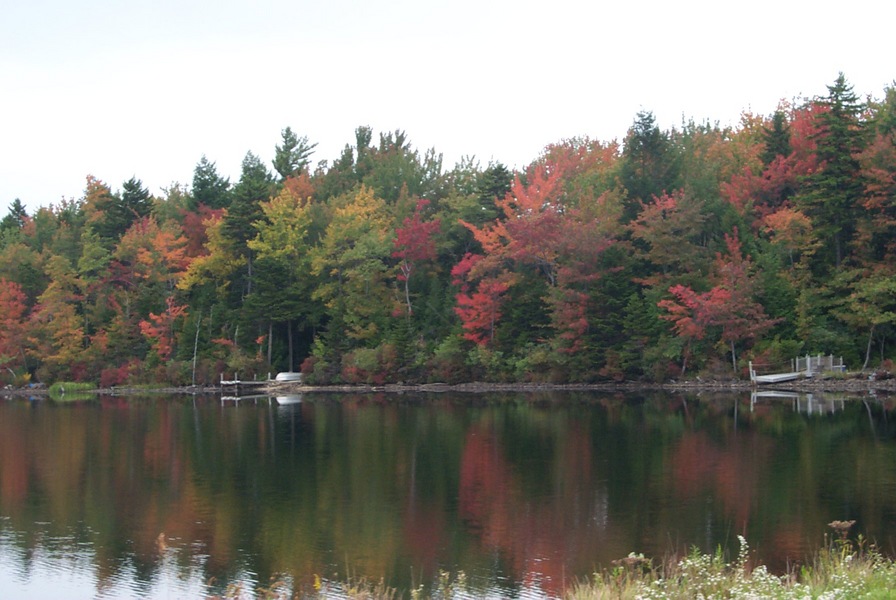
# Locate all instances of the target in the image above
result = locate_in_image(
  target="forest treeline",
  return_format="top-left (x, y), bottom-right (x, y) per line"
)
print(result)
top-left (1, 73), bottom-right (895, 386)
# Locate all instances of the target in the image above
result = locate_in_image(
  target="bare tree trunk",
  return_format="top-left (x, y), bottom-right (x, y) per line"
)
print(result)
top-left (288, 319), bottom-right (294, 372)
top-left (192, 309), bottom-right (202, 386)
top-left (404, 276), bottom-right (412, 318)
top-left (267, 321), bottom-right (273, 366)
top-left (863, 325), bottom-right (875, 370)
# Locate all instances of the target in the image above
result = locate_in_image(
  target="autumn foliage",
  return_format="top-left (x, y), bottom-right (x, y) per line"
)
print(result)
top-left (2, 74), bottom-right (895, 385)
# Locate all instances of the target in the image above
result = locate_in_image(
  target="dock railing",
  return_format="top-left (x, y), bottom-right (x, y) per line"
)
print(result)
top-left (795, 354), bottom-right (845, 376)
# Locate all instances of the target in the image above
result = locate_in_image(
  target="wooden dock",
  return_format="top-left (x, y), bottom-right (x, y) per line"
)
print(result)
top-left (220, 374), bottom-right (270, 396)
top-left (749, 354), bottom-right (845, 385)
top-left (750, 371), bottom-right (804, 384)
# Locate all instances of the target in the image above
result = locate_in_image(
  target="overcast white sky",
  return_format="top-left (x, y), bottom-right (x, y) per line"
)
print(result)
top-left (1, 0), bottom-right (893, 213)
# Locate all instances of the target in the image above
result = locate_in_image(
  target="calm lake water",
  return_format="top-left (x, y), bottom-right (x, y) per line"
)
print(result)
top-left (0, 390), bottom-right (895, 598)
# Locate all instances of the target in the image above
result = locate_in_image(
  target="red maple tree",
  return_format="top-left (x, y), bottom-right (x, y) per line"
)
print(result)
top-left (392, 199), bottom-right (440, 316)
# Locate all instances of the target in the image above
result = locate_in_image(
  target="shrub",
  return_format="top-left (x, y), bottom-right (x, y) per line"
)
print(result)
top-left (426, 336), bottom-right (468, 383)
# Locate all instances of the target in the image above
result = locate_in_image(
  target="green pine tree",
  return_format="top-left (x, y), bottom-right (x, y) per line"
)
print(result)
top-left (272, 126), bottom-right (317, 180)
top-left (796, 73), bottom-right (867, 270)
top-left (192, 155), bottom-right (231, 209)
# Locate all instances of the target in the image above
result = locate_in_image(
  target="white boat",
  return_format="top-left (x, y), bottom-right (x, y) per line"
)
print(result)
top-left (274, 372), bottom-right (303, 383)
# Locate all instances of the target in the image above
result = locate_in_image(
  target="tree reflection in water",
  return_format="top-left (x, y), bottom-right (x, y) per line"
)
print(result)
top-left (0, 391), bottom-right (893, 598)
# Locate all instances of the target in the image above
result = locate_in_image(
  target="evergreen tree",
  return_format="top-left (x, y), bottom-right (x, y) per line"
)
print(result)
top-left (83, 176), bottom-right (134, 245)
top-left (224, 152), bottom-right (275, 250)
top-left (797, 73), bottom-right (867, 269)
top-left (119, 176), bottom-right (152, 221)
top-left (475, 162), bottom-right (513, 222)
top-left (272, 127), bottom-right (317, 180)
top-left (761, 110), bottom-right (792, 166)
top-left (192, 155), bottom-right (231, 209)
top-left (0, 199), bottom-right (28, 237)
top-left (84, 176), bottom-right (152, 246)
top-left (619, 110), bottom-right (681, 221)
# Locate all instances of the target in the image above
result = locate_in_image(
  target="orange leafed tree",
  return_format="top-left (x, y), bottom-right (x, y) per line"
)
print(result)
top-left (720, 104), bottom-right (821, 227)
top-left (28, 255), bottom-right (87, 381)
top-left (454, 162), bottom-right (617, 351)
top-left (139, 297), bottom-right (188, 361)
top-left (451, 253), bottom-right (515, 345)
top-left (0, 278), bottom-right (29, 370)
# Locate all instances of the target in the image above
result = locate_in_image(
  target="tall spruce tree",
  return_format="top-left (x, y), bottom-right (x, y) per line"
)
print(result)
top-left (475, 162), bottom-right (513, 222)
top-left (192, 155), bottom-right (231, 209)
top-left (797, 73), bottom-right (867, 269)
top-left (119, 177), bottom-right (152, 221)
top-left (761, 110), bottom-right (792, 166)
top-left (224, 152), bottom-right (274, 248)
top-left (222, 152), bottom-right (274, 300)
top-left (620, 110), bottom-right (681, 222)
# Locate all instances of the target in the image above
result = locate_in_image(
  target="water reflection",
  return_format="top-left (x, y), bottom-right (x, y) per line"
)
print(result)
top-left (0, 391), bottom-right (895, 598)
top-left (750, 390), bottom-right (847, 415)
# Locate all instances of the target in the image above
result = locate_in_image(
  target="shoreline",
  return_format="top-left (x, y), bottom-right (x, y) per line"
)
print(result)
top-left (260, 376), bottom-right (896, 396)
top-left (5, 375), bottom-right (896, 399)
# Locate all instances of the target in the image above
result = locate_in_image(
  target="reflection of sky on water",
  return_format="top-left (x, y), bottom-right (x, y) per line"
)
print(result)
top-left (0, 525), bottom-right (220, 599)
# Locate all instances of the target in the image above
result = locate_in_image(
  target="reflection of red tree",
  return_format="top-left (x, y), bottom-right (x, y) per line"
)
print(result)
top-left (0, 419), bottom-right (28, 510)
top-left (671, 430), bottom-right (770, 531)
top-left (457, 423), bottom-right (600, 597)
top-left (671, 432), bottom-right (717, 496)
top-left (459, 427), bottom-right (513, 547)
top-left (402, 501), bottom-right (446, 575)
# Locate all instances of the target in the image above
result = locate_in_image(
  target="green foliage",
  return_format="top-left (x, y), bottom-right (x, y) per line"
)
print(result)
top-left (0, 198), bottom-right (28, 236)
top-left (465, 345), bottom-right (509, 382)
top-left (426, 335), bottom-right (469, 383)
top-left (474, 161), bottom-right (512, 221)
top-left (192, 155), bottom-right (231, 209)
top-left (566, 535), bottom-right (896, 600)
top-left (762, 110), bottom-right (793, 166)
top-left (48, 381), bottom-right (96, 401)
top-left (795, 73), bottom-right (868, 270)
top-left (224, 151), bottom-right (275, 250)
top-left (272, 126), bottom-right (317, 180)
top-left (620, 110), bottom-right (681, 222)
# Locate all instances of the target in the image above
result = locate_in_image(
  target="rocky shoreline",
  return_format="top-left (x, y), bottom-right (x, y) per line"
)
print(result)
top-left (4, 374), bottom-right (895, 399)
top-left (258, 374), bottom-right (896, 397)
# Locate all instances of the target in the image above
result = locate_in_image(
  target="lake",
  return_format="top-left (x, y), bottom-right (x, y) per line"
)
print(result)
top-left (0, 390), bottom-right (894, 598)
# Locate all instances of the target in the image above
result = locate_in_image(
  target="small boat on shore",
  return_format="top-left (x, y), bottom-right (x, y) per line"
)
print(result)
top-left (274, 372), bottom-right (303, 383)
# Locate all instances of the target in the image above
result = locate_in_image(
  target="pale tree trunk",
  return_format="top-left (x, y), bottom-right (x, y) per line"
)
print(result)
top-left (192, 310), bottom-right (202, 386)
top-left (863, 325), bottom-right (874, 371)
top-left (288, 319), bottom-right (294, 372)
top-left (402, 261), bottom-right (413, 318)
top-left (404, 277), bottom-right (412, 318)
